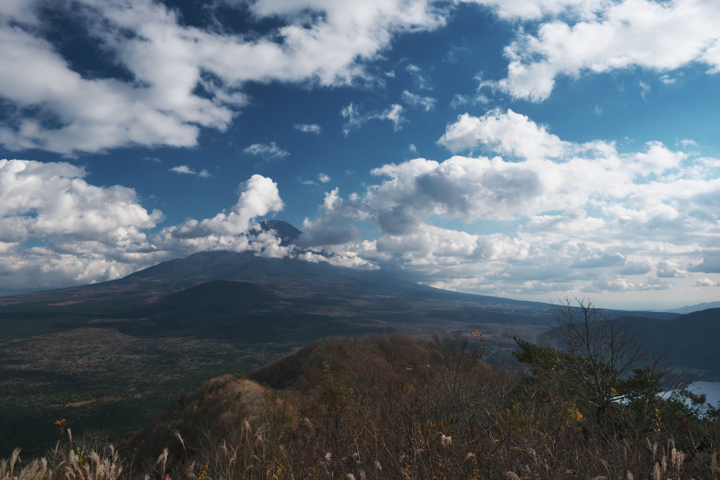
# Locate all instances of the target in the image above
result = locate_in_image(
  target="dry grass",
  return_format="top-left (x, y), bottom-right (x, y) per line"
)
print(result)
top-left (4, 333), bottom-right (720, 479)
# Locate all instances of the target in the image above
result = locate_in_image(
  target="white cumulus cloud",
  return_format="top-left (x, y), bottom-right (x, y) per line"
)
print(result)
top-left (295, 109), bottom-right (720, 299)
top-left (475, 0), bottom-right (720, 102)
top-left (0, 159), bottom-right (165, 290)
top-left (0, 0), bottom-right (446, 154)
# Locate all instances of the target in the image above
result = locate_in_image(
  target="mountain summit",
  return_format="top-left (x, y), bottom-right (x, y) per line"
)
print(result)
top-left (258, 219), bottom-right (302, 246)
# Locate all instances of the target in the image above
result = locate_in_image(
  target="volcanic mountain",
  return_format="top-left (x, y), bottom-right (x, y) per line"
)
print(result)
top-left (0, 221), bottom-right (712, 457)
top-left (0, 220), bottom-right (677, 343)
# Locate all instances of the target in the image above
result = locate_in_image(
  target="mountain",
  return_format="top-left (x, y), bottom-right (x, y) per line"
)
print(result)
top-left (0, 232), bottom-right (687, 457)
top-left (623, 307), bottom-right (720, 376)
top-left (668, 301), bottom-right (720, 314)
top-left (160, 280), bottom-right (280, 308)
top-left (0, 241), bottom-right (681, 345)
top-left (1, 248), bottom-right (676, 341)
top-left (259, 219), bottom-right (302, 245)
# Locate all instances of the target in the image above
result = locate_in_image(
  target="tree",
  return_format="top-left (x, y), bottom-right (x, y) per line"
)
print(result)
top-left (513, 298), bottom-right (683, 436)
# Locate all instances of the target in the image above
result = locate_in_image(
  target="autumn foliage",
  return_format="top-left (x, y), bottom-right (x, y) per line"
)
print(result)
top-left (4, 329), bottom-right (720, 479)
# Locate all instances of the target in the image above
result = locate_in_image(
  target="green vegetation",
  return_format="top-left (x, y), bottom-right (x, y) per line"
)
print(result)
top-left (4, 305), bottom-right (720, 479)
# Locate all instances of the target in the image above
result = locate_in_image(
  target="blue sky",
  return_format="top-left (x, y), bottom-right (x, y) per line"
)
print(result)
top-left (1, 0), bottom-right (720, 309)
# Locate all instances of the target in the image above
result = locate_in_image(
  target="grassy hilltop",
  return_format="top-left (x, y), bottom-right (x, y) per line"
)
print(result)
top-left (4, 328), bottom-right (720, 480)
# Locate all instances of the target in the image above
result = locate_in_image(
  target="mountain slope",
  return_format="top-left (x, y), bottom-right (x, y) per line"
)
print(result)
top-left (624, 307), bottom-right (720, 375)
top-left (669, 301), bottom-right (720, 314)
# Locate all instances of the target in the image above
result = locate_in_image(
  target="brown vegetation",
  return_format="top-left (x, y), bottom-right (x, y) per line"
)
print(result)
top-left (4, 327), bottom-right (720, 479)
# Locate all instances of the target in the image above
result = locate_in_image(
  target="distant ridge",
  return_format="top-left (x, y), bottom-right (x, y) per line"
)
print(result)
top-left (622, 307), bottom-right (720, 377)
top-left (669, 301), bottom-right (720, 314)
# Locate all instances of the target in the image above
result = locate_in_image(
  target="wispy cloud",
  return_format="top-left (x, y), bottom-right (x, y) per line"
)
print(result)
top-left (299, 173), bottom-right (332, 186)
top-left (244, 142), bottom-right (289, 158)
top-left (170, 165), bottom-right (211, 178)
top-left (341, 103), bottom-right (405, 135)
top-left (405, 63), bottom-right (431, 89)
top-left (401, 91), bottom-right (437, 111)
top-left (294, 124), bottom-right (321, 134)
top-left (449, 93), bottom-right (489, 109)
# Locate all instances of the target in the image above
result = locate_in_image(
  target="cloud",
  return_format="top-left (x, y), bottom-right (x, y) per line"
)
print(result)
top-left (294, 109), bottom-right (720, 297)
top-left (296, 188), bottom-right (368, 247)
top-left (0, 158), bottom-right (164, 289)
top-left (156, 174), bottom-right (286, 255)
top-left (5, 104), bottom-right (720, 300)
top-left (450, 94), bottom-right (470, 109)
top-left (0, 164), bottom-right (297, 291)
top-left (170, 165), bottom-right (212, 178)
top-left (689, 251), bottom-right (720, 273)
top-left (449, 93), bottom-right (489, 109)
top-left (294, 124), bottom-right (321, 134)
top-left (0, 160), bottom-right (399, 290)
top-left (170, 165), bottom-right (211, 177)
top-left (297, 249), bottom-right (379, 270)
top-left (170, 166), bottom-right (195, 175)
top-left (298, 173), bottom-right (332, 186)
top-left (694, 277), bottom-right (715, 286)
top-left (444, 43), bottom-right (470, 63)
top-left (384, 105), bottom-right (405, 130)
top-left (460, 0), bottom-right (605, 21)
top-left (341, 103), bottom-right (405, 135)
top-left (405, 63), bottom-right (432, 89)
top-left (586, 277), bottom-right (635, 292)
top-left (619, 261), bottom-right (652, 275)
top-left (475, 0), bottom-right (720, 101)
top-left (0, 0), bottom-right (446, 154)
top-left (571, 251), bottom-right (626, 269)
top-left (438, 109), bottom-right (572, 158)
top-left (402, 91), bottom-right (437, 111)
top-left (243, 142), bottom-right (289, 158)
top-left (657, 260), bottom-right (689, 278)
